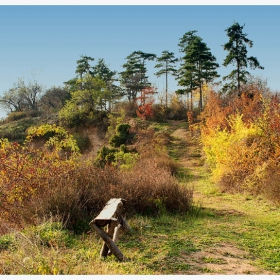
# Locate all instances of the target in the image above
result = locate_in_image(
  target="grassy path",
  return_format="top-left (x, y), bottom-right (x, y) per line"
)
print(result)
top-left (165, 120), bottom-right (280, 274)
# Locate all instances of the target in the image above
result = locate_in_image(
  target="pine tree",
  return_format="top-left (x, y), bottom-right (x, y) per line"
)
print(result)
top-left (223, 22), bottom-right (264, 96)
top-left (177, 31), bottom-right (219, 111)
top-left (155, 50), bottom-right (178, 107)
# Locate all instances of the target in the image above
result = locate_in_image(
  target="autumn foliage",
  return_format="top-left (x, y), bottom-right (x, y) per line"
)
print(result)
top-left (0, 122), bottom-right (193, 234)
top-left (201, 84), bottom-right (280, 203)
top-left (0, 125), bottom-right (80, 230)
top-left (135, 87), bottom-right (155, 120)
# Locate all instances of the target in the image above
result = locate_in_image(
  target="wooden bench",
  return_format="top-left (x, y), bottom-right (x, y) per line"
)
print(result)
top-left (89, 198), bottom-right (131, 261)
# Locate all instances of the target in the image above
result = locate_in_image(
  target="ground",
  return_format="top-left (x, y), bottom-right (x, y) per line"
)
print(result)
top-left (169, 120), bottom-right (274, 275)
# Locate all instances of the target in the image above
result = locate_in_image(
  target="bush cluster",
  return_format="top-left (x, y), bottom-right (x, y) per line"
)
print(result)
top-left (6, 111), bottom-right (42, 122)
top-left (0, 124), bottom-right (193, 234)
top-left (201, 87), bottom-right (280, 204)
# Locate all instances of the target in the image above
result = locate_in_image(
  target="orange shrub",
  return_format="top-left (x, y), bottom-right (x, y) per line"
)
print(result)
top-left (135, 87), bottom-right (155, 120)
top-left (201, 86), bottom-right (280, 202)
top-left (0, 138), bottom-right (77, 227)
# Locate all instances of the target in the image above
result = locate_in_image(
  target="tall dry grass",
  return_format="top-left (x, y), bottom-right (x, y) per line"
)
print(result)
top-left (1, 150), bottom-right (192, 234)
top-left (26, 160), bottom-right (192, 232)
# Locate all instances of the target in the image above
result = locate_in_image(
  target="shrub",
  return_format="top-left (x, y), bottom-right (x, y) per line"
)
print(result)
top-left (113, 101), bottom-right (137, 118)
top-left (106, 109), bottom-right (126, 139)
top-left (1, 112), bottom-right (193, 234)
top-left (26, 124), bottom-right (80, 157)
top-left (112, 149), bottom-right (139, 170)
top-left (1, 136), bottom-right (193, 233)
top-left (151, 104), bottom-right (168, 122)
top-left (202, 114), bottom-right (261, 185)
top-left (0, 234), bottom-right (15, 251)
top-left (201, 87), bottom-right (280, 203)
top-left (168, 94), bottom-right (186, 120)
top-left (72, 133), bottom-right (91, 153)
top-left (95, 145), bottom-right (117, 167)
top-left (0, 138), bottom-right (79, 232)
top-left (19, 162), bottom-right (192, 232)
top-left (115, 159), bottom-right (193, 214)
top-left (258, 162), bottom-right (280, 205)
top-left (109, 123), bottom-right (131, 147)
top-left (135, 87), bottom-right (155, 120)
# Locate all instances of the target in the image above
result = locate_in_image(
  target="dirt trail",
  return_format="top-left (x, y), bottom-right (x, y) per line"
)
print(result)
top-left (168, 120), bottom-right (273, 275)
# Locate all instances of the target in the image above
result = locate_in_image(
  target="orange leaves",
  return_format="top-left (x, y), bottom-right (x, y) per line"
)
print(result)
top-left (135, 87), bottom-right (156, 120)
top-left (200, 90), bottom-right (230, 132)
top-left (0, 138), bottom-right (77, 224)
top-left (201, 89), bottom-right (264, 134)
top-left (201, 86), bottom-right (280, 200)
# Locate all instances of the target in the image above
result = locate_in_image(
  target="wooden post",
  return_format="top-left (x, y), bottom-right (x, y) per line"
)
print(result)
top-left (90, 222), bottom-right (124, 261)
top-left (113, 224), bottom-right (122, 243)
top-left (108, 224), bottom-right (122, 256)
top-left (119, 216), bottom-right (132, 231)
top-left (100, 218), bottom-right (118, 258)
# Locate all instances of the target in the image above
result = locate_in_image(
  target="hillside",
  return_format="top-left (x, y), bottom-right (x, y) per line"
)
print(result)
top-left (0, 118), bottom-right (280, 274)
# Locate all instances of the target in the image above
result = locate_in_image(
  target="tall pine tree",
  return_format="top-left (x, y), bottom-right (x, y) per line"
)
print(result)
top-left (120, 51), bottom-right (156, 103)
top-left (177, 31), bottom-right (219, 112)
top-left (155, 50), bottom-right (178, 107)
top-left (223, 22), bottom-right (264, 96)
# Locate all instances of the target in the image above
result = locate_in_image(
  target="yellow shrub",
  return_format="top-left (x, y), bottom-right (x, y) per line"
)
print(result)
top-left (202, 114), bottom-right (261, 191)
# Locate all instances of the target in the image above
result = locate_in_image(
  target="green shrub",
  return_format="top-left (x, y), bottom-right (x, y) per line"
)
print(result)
top-left (95, 145), bottom-right (117, 167)
top-left (25, 221), bottom-right (74, 248)
top-left (59, 103), bottom-right (88, 127)
top-left (116, 123), bottom-right (130, 134)
top-left (109, 123), bottom-right (130, 147)
top-left (112, 150), bottom-right (139, 170)
top-left (106, 109), bottom-right (126, 138)
top-left (0, 234), bottom-right (15, 251)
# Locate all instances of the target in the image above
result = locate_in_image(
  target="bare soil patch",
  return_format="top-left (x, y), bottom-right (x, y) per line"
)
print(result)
top-left (181, 243), bottom-right (272, 275)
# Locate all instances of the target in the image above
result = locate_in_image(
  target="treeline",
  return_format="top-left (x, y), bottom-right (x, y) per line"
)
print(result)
top-left (0, 21), bottom-right (265, 123)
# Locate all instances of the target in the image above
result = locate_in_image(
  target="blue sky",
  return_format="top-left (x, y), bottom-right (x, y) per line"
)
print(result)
top-left (0, 4), bottom-right (279, 118)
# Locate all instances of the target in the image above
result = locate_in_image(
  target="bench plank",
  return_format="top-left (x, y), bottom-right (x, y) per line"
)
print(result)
top-left (93, 198), bottom-right (123, 227)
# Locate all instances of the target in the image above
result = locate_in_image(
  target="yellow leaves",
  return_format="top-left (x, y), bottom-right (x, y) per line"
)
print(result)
top-left (27, 124), bottom-right (80, 156)
top-left (0, 134), bottom-right (79, 222)
top-left (227, 114), bottom-right (260, 142)
top-left (0, 138), bottom-right (10, 149)
top-left (201, 88), bottom-right (280, 196)
top-left (27, 124), bottom-right (67, 139)
top-left (202, 113), bottom-right (263, 185)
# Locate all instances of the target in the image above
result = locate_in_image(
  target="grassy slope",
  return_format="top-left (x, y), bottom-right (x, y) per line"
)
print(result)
top-left (1, 119), bottom-right (280, 275)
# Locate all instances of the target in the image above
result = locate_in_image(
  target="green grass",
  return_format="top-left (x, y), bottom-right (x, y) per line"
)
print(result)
top-left (148, 122), bottom-right (171, 131)
top-left (1, 196), bottom-right (280, 275)
top-left (0, 117), bottom-right (41, 143)
top-left (1, 120), bottom-right (280, 274)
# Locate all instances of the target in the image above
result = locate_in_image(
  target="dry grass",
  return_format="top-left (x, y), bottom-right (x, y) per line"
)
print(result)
top-left (25, 160), bottom-right (192, 232)
top-left (0, 118), bottom-right (193, 234)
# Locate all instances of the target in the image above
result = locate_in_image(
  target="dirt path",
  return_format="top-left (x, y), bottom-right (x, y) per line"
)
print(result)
top-left (168, 120), bottom-right (274, 275)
